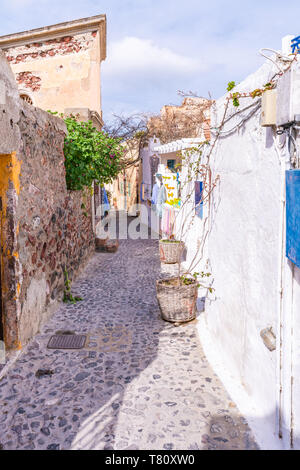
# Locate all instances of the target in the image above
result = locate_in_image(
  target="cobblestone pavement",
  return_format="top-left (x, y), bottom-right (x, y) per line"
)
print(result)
top-left (0, 238), bottom-right (258, 450)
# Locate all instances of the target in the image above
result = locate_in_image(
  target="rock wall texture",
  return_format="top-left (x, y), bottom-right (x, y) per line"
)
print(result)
top-left (148, 97), bottom-right (211, 144)
top-left (0, 51), bottom-right (94, 350)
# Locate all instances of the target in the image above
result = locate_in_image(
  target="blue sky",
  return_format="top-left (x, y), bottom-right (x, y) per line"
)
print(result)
top-left (1, 0), bottom-right (300, 121)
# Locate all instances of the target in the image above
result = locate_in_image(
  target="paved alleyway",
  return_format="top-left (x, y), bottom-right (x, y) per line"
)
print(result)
top-left (0, 238), bottom-right (258, 450)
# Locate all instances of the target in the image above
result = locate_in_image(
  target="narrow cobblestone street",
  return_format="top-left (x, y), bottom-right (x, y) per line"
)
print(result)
top-left (0, 238), bottom-right (258, 450)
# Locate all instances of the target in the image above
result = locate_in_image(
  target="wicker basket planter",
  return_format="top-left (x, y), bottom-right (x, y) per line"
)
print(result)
top-left (156, 277), bottom-right (198, 323)
top-left (159, 240), bottom-right (184, 264)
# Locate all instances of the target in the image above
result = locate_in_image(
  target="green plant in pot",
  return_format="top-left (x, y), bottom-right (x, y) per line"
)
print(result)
top-left (156, 271), bottom-right (212, 323)
top-left (159, 235), bottom-right (185, 264)
top-left (156, 142), bottom-right (217, 324)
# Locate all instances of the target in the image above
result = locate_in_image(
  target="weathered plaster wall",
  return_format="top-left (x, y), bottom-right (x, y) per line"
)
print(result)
top-left (0, 51), bottom-right (94, 349)
top-left (0, 50), bottom-right (23, 349)
top-left (110, 141), bottom-right (141, 214)
top-left (199, 62), bottom-right (281, 448)
top-left (112, 164), bottom-right (140, 213)
top-left (140, 138), bottom-right (160, 230)
top-left (3, 30), bottom-right (102, 115)
top-left (177, 58), bottom-right (300, 449)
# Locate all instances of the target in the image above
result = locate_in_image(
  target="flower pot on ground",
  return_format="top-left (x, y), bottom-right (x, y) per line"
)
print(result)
top-left (159, 239), bottom-right (185, 264)
top-left (156, 277), bottom-right (198, 323)
top-left (95, 237), bottom-right (119, 253)
top-left (155, 142), bottom-right (216, 324)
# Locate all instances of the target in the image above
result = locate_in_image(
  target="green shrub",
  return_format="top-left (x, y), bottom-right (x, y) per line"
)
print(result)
top-left (48, 112), bottom-right (125, 190)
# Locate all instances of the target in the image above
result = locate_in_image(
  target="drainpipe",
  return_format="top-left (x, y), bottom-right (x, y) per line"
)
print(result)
top-left (274, 131), bottom-right (285, 439)
top-left (273, 129), bottom-right (287, 442)
top-left (274, 129), bottom-right (294, 448)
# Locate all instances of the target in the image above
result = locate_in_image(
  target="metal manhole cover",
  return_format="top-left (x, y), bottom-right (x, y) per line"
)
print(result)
top-left (47, 334), bottom-right (87, 350)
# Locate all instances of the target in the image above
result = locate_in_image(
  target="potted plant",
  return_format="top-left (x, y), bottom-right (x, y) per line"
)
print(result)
top-left (156, 272), bottom-right (211, 323)
top-left (158, 188), bottom-right (184, 264)
top-left (159, 236), bottom-right (185, 264)
top-left (155, 142), bottom-right (217, 323)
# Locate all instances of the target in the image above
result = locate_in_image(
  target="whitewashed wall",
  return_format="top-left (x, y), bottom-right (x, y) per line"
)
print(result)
top-left (177, 58), bottom-right (300, 449)
top-left (140, 137), bottom-right (159, 232)
top-left (141, 137), bottom-right (156, 190)
top-left (200, 61), bottom-right (281, 449)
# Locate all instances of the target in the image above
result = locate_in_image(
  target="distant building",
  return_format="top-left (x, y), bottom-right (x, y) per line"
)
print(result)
top-left (139, 98), bottom-right (211, 233)
top-left (109, 140), bottom-right (142, 215)
top-left (148, 97), bottom-right (211, 144)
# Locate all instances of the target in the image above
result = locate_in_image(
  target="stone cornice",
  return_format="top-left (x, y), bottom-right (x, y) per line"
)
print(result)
top-left (0, 14), bottom-right (107, 61)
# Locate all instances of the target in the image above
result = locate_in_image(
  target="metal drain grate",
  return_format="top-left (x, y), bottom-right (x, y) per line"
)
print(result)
top-left (47, 334), bottom-right (87, 350)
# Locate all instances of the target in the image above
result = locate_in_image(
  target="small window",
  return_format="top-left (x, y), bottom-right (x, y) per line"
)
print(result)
top-left (167, 159), bottom-right (175, 170)
top-left (20, 94), bottom-right (33, 105)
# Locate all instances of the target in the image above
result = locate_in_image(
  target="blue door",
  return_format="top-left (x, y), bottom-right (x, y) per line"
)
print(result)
top-left (286, 170), bottom-right (300, 268)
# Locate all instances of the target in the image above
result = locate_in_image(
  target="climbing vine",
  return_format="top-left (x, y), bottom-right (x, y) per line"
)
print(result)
top-left (226, 52), bottom-right (298, 108)
top-left (226, 80), bottom-right (275, 107)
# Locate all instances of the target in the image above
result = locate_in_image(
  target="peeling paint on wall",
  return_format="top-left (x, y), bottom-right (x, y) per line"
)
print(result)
top-left (3, 29), bottom-right (101, 115)
top-left (0, 152), bottom-right (22, 349)
top-left (5, 32), bottom-right (97, 65)
top-left (0, 151), bottom-right (22, 259)
top-left (16, 71), bottom-right (41, 92)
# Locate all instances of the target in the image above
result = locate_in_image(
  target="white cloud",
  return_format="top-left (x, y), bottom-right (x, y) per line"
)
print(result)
top-left (3, 0), bottom-right (300, 118)
top-left (104, 36), bottom-right (205, 78)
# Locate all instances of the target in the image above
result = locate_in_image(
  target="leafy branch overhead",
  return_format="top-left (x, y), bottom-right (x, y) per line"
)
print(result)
top-left (226, 80), bottom-right (276, 107)
top-left (48, 111), bottom-right (126, 190)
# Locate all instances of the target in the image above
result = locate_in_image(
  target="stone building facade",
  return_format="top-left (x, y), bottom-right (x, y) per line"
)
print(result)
top-left (0, 51), bottom-right (94, 351)
top-left (0, 14), bottom-right (106, 123)
top-left (148, 97), bottom-right (211, 144)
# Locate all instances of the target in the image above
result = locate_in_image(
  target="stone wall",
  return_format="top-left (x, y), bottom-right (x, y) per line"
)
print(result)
top-left (0, 51), bottom-right (94, 350)
top-left (148, 97), bottom-right (211, 144)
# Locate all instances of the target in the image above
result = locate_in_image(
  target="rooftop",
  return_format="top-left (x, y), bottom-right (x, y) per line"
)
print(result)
top-left (0, 14), bottom-right (107, 60)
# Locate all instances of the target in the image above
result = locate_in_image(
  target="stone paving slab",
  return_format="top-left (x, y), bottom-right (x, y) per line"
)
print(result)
top-left (0, 239), bottom-right (258, 450)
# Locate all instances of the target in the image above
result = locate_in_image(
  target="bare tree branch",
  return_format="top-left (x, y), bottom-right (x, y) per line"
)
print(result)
top-left (103, 113), bottom-right (150, 167)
